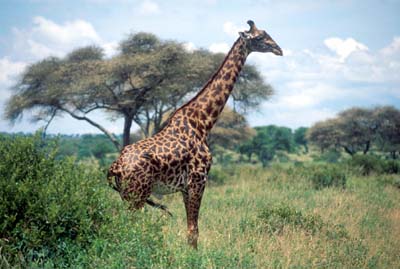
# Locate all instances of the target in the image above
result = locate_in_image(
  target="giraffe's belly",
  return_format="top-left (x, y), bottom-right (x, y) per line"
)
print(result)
top-left (152, 170), bottom-right (188, 197)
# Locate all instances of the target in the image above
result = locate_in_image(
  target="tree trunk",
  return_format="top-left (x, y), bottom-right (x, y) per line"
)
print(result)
top-left (123, 115), bottom-right (133, 147)
top-left (343, 146), bottom-right (355, 156)
top-left (363, 141), bottom-right (370, 154)
top-left (247, 152), bottom-right (252, 162)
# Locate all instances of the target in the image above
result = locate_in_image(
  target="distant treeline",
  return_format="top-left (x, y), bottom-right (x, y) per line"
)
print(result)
top-left (1, 104), bottom-right (398, 168)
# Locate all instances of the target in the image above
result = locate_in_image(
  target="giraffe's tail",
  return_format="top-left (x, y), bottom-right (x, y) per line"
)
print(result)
top-left (146, 198), bottom-right (173, 217)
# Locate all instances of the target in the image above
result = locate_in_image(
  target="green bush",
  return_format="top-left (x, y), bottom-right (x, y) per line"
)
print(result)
top-left (347, 155), bottom-right (382, 175)
top-left (313, 149), bottom-right (341, 163)
top-left (257, 204), bottom-right (352, 244)
top-left (0, 134), bottom-right (165, 267)
top-left (347, 155), bottom-right (400, 175)
top-left (382, 160), bottom-right (400, 174)
top-left (303, 164), bottom-right (347, 190)
top-left (258, 204), bottom-right (324, 235)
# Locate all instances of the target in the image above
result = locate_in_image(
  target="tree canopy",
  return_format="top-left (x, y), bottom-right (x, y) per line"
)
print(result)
top-left (238, 125), bottom-right (296, 166)
top-left (294, 127), bottom-right (309, 153)
top-left (6, 32), bottom-right (273, 150)
top-left (307, 106), bottom-right (400, 158)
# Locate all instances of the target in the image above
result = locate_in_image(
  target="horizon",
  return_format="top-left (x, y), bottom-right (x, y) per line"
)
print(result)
top-left (1, 0), bottom-right (399, 135)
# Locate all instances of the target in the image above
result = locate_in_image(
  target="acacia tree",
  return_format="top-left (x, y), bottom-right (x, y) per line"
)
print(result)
top-left (373, 106), bottom-right (400, 159)
top-left (6, 32), bottom-right (273, 151)
top-left (308, 108), bottom-right (375, 156)
top-left (306, 119), bottom-right (342, 153)
top-left (337, 108), bottom-right (377, 155)
top-left (307, 106), bottom-right (400, 158)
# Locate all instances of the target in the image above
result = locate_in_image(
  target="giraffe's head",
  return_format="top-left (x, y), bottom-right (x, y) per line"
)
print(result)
top-left (239, 20), bottom-right (283, 56)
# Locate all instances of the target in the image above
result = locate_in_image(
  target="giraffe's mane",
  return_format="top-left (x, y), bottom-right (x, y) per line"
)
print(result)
top-left (158, 37), bottom-right (242, 132)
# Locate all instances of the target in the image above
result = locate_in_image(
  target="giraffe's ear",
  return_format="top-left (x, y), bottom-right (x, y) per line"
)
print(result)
top-left (239, 31), bottom-right (251, 40)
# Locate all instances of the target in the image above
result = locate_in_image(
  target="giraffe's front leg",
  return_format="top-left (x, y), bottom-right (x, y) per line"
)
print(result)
top-left (182, 172), bottom-right (206, 249)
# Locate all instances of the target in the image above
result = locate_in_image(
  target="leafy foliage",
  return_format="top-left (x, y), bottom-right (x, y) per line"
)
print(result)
top-left (258, 204), bottom-right (324, 235)
top-left (238, 125), bottom-right (296, 166)
top-left (303, 164), bottom-right (347, 190)
top-left (347, 154), bottom-right (400, 176)
top-left (373, 106), bottom-right (400, 158)
top-left (312, 149), bottom-right (342, 163)
top-left (294, 127), bottom-right (309, 153)
top-left (0, 133), bottom-right (165, 267)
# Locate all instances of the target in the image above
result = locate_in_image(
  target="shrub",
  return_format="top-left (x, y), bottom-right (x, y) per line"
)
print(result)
top-left (0, 134), bottom-right (108, 265)
top-left (347, 155), bottom-right (383, 175)
top-left (257, 204), bottom-right (351, 244)
top-left (258, 204), bottom-right (324, 235)
top-left (303, 164), bottom-right (347, 190)
top-left (347, 155), bottom-right (400, 175)
top-left (382, 160), bottom-right (400, 174)
top-left (0, 134), bottom-right (165, 267)
top-left (313, 149), bottom-right (341, 163)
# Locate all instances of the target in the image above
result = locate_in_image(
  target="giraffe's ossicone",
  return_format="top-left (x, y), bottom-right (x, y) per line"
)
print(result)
top-left (108, 20), bottom-right (282, 249)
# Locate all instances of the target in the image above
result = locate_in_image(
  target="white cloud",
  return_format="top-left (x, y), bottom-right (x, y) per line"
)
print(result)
top-left (208, 42), bottom-right (230, 53)
top-left (380, 36), bottom-right (400, 57)
top-left (12, 16), bottom-right (111, 60)
top-left (0, 58), bottom-right (26, 86)
top-left (32, 16), bottom-right (100, 44)
top-left (183, 42), bottom-right (196, 52)
top-left (27, 39), bottom-right (59, 58)
top-left (102, 41), bottom-right (119, 57)
top-left (0, 58), bottom-right (27, 128)
top-left (139, 0), bottom-right (160, 15)
top-left (324, 37), bottom-right (368, 62)
top-left (223, 21), bottom-right (246, 38)
top-left (282, 48), bottom-right (293, 56)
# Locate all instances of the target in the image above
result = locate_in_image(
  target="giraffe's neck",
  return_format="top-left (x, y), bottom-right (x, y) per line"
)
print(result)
top-left (167, 37), bottom-right (249, 137)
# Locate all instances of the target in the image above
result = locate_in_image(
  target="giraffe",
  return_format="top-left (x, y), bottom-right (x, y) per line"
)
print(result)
top-left (108, 20), bottom-right (282, 249)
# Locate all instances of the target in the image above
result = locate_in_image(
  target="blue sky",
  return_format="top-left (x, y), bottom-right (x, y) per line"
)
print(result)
top-left (0, 0), bottom-right (399, 134)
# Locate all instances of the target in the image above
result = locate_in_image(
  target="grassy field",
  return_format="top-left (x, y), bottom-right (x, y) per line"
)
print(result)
top-left (140, 164), bottom-right (400, 269)
top-left (1, 135), bottom-right (399, 268)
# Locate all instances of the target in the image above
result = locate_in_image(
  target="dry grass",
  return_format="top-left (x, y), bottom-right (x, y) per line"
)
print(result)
top-left (155, 164), bottom-right (400, 268)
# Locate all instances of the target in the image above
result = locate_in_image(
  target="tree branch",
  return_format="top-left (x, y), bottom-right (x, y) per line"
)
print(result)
top-left (58, 107), bottom-right (121, 151)
top-left (80, 103), bottom-right (120, 114)
top-left (105, 83), bottom-right (121, 104)
top-left (42, 109), bottom-right (57, 139)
